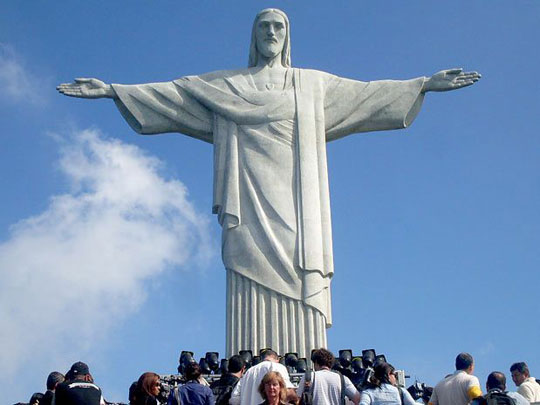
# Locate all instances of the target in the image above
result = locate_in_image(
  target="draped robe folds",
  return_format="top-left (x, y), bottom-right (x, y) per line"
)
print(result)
top-left (111, 68), bottom-right (425, 358)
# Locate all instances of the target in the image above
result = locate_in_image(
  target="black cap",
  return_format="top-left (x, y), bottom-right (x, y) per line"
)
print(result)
top-left (68, 361), bottom-right (90, 376)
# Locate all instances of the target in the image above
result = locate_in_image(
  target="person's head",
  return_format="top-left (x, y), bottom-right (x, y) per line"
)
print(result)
top-left (372, 362), bottom-right (397, 387)
top-left (128, 381), bottom-right (138, 405)
top-left (29, 393), bottom-right (44, 405)
top-left (136, 372), bottom-right (161, 398)
top-left (486, 371), bottom-right (506, 391)
top-left (311, 348), bottom-right (335, 369)
top-left (46, 371), bottom-right (64, 391)
top-left (185, 362), bottom-right (202, 381)
top-left (66, 361), bottom-right (93, 382)
top-left (258, 371), bottom-right (287, 402)
top-left (248, 8), bottom-right (291, 68)
top-left (228, 354), bottom-right (246, 375)
top-left (261, 348), bottom-right (279, 362)
top-left (455, 353), bottom-right (474, 373)
top-left (510, 362), bottom-right (530, 386)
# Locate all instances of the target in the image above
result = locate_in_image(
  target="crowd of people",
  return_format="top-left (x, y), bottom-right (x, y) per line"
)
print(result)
top-left (429, 354), bottom-right (540, 405)
top-left (15, 350), bottom-right (540, 405)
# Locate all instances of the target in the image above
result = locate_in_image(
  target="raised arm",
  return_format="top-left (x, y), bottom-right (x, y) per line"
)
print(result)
top-left (57, 77), bottom-right (213, 142)
top-left (422, 68), bottom-right (481, 93)
top-left (57, 78), bottom-right (117, 99)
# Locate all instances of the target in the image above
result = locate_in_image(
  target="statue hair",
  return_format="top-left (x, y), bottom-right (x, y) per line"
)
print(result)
top-left (248, 8), bottom-right (291, 68)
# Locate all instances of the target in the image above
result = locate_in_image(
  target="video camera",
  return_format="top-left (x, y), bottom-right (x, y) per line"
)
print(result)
top-left (407, 381), bottom-right (433, 404)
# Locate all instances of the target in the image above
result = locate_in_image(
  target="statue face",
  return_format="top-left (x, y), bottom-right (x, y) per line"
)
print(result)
top-left (255, 12), bottom-right (286, 60)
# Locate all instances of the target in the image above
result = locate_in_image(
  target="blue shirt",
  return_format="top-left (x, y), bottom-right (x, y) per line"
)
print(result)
top-left (360, 383), bottom-right (417, 405)
top-left (168, 381), bottom-right (215, 405)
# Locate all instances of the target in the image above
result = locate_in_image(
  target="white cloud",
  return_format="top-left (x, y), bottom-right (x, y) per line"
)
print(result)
top-left (477, 341), bottom-right (496, 356)
top-left (0, 43), bottom-right (47, 105)
top-left (0, 129), bottom-right (213, 385)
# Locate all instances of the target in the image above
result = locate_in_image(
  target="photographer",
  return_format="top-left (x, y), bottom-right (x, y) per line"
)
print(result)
top-left (360, 362), bottom-right (416, 405)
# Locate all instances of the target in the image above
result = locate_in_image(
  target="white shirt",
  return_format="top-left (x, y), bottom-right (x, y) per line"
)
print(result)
top-left (297, 369), bottom-right (359, 405)
top-left (518, 377), bottom-right (540, 403)
top-left (430, 370), bottom-right (482, 405)
top-left (229, 360), bottom-right (294, 405)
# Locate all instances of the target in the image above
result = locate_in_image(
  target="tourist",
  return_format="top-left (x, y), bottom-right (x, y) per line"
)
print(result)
top-left (510, 362), bottom-right (540, 403)
top-left (132, 372), bottom-right (161, 405)
top-left (210, 354), bottom-right (246, 405)
top-left (258, 371), bottom-right (288, 405)
top-left (168, 363), bottom-right (214, 405)
top-left (360, 362), bottom-right (417, 405)
top-left (296, 348), bottom-right (360, 404)
top-left (472, 371), bottom-right (528, 405)
top-left (29, 393), bottom-right (44, 405)
top-left (429, 353), bottom-right (482, 405)
top-left (55, 361), bottom-right (104, 405)
top-left (230, 349), bottom-right (297, 405)
top-left (42, 371), bottom-right (65, 405)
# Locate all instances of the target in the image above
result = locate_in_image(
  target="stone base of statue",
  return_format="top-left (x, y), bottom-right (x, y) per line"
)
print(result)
top-left (225, 270), bottom-right (327, 359)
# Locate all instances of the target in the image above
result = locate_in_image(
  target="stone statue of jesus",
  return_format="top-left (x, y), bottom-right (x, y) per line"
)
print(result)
top-left (58, 8), bottom-right (480, 359)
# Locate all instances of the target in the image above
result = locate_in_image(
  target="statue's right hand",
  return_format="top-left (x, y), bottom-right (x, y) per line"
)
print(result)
top-left (57, 78), bottom-right (114, 99)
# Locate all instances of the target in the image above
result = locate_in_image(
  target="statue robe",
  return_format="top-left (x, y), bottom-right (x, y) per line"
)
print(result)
top-left (111, 68), bottom-right (425, 357)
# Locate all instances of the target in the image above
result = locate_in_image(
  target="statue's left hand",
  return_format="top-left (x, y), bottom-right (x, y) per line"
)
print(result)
top-left (423, 68), bottom-right (481, 92)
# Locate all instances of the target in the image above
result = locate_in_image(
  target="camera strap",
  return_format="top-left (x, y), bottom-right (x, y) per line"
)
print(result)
top-left (174, 385), bottom-right (182, 405)
top-left (398, 386), bottom-right (404, 405)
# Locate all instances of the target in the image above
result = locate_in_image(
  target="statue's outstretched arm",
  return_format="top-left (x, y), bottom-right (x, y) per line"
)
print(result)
top-left (57, 78), bottom-right (117, 99)
top-left (422, 68), bottom-right (481, 93)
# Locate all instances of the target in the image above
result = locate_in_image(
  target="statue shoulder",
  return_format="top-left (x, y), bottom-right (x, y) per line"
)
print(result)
top-left (176, 68), bottom-right (251, 85)
top-left (292, 68), bottom-right (341, 92)
top-left (294, 67), bottom-right (339, 84)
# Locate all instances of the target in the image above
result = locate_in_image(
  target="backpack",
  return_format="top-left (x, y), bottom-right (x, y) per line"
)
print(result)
top-left (212, 378), bottom-right (240, 405)
top-left (485, 391), bottom-right (517, 405)
top-left (300, 370), bottom-right (314, 405)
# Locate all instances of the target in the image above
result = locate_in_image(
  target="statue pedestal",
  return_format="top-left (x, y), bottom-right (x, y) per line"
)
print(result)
top-left (226, 270), bottom-right (327, 361)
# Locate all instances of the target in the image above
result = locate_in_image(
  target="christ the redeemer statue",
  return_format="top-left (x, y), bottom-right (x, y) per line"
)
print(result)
top-left (58, 8), bottom-right (480, 359)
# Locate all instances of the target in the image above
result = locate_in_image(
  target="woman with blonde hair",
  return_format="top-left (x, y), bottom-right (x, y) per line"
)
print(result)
top-left (258, 371), bottom-right (288, 405)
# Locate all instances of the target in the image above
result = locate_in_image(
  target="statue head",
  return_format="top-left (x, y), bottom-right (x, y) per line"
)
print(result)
top-left (248, 8), bottom-right (291, 68)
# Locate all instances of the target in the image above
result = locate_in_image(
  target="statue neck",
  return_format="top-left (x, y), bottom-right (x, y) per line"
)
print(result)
top-left (257, 53), bottom-right (283, 69)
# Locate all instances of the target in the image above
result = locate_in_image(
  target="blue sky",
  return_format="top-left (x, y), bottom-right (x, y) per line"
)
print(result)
top-left (1, 1), bottom-right (539, 403)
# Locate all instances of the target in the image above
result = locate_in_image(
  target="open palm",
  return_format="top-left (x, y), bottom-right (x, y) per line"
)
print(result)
top-left (57, 78), bottom-right (112, 99)
top-left (424, 68), bottom-right (481, 92)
